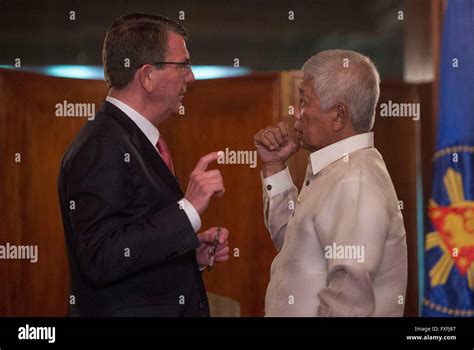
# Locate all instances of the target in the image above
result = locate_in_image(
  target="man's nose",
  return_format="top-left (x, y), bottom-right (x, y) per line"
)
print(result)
top-left (185, 68), bottom-right (195, 84)
top-left (294, 108), bottom-right (301, 120)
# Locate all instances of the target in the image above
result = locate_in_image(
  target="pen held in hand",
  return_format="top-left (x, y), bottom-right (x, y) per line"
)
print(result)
top-left (207, 227), bottom-right (221, 272)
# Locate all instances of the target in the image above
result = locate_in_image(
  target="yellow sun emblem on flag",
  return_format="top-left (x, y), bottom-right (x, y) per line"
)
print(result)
top-left (426, 167), bottom-right (474, 290)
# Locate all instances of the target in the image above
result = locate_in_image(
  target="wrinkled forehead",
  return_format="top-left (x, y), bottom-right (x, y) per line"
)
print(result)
top-left (298, 77), bottom-right (315, 97)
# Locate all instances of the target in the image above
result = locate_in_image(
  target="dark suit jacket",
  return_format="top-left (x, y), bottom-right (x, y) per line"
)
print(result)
top-left (58, 101), bottom-right (209, 317)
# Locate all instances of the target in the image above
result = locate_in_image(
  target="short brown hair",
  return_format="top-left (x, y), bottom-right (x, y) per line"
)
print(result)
top-left (102, 13), bottom-right (188, 89)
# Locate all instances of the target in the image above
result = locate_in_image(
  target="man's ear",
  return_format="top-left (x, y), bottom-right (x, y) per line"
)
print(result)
top-left (137, 65), bottom-right (155, 93)
top-left (333, 104), bottom-right (347, 132)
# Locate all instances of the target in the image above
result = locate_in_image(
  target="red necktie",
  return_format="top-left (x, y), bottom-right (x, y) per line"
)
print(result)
top-left (156, 136), bottom-right (175, 175)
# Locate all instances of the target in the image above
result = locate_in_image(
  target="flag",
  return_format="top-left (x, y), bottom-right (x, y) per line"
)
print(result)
top-left (423, 0), bottom-right (474, 316)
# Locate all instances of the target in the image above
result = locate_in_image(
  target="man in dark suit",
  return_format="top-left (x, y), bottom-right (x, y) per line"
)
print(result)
top-left (58, 13), bottom-right (230, 317)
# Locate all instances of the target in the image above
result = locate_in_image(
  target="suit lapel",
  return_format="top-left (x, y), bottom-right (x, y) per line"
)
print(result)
top-left (99, 101), bottom-right (184, 197)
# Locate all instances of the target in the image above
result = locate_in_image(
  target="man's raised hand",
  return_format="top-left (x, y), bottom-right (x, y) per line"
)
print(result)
top-left (185, 151), bottom-right (225, 215)
top-left (254, 122), bottom-right (300, 177)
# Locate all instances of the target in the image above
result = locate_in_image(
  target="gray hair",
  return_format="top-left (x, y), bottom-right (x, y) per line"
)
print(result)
top-left (302, 50), bottom-right (380, 132)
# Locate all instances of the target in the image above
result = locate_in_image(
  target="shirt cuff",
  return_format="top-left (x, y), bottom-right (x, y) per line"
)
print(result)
top-left (178, 198), bottom-right (201, 232)
top-left (262, 167), bottom-right (293, 198)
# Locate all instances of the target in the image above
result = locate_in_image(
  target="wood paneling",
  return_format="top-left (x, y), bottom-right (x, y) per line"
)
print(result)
top-left (373, 82), bottom-right (432, 316)
top-left (0, 69), bottom-right (107, 316)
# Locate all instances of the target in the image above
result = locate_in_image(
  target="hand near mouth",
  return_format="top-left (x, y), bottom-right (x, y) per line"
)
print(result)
top-left (254, 122), bottom-right (300, 177)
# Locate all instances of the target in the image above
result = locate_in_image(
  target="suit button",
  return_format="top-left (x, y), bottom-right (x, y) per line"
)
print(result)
top-left (305, 180), bottom-right (310, 186)
top-left (267, 184), bottom-right (272, 191)
top-left (199, 301), bottom-right (207, 309)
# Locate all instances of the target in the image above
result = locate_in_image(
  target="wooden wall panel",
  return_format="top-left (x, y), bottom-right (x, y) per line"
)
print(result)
top-left (373, 82), bottom-right (433, 316)
top-left (0, 69), bottom-right (106, 316)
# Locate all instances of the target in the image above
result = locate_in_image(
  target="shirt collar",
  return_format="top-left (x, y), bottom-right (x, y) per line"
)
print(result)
top-left (309, 132), bottom-right (374, 175)
top-left (105, 96), bottom-right (160, 147)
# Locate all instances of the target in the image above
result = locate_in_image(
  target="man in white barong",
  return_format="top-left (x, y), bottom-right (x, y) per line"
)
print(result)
top-left (254, 50), bottom-right (407, 317)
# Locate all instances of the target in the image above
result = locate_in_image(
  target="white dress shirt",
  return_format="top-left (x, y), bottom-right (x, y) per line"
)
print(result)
top-left (262, 132), bottom-right (408, 316)
top-left (105, 96), bottom-right (201, 232)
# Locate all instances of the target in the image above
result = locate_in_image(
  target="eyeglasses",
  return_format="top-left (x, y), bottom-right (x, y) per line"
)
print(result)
top-left (148, 60), bottom-right (192, 75)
